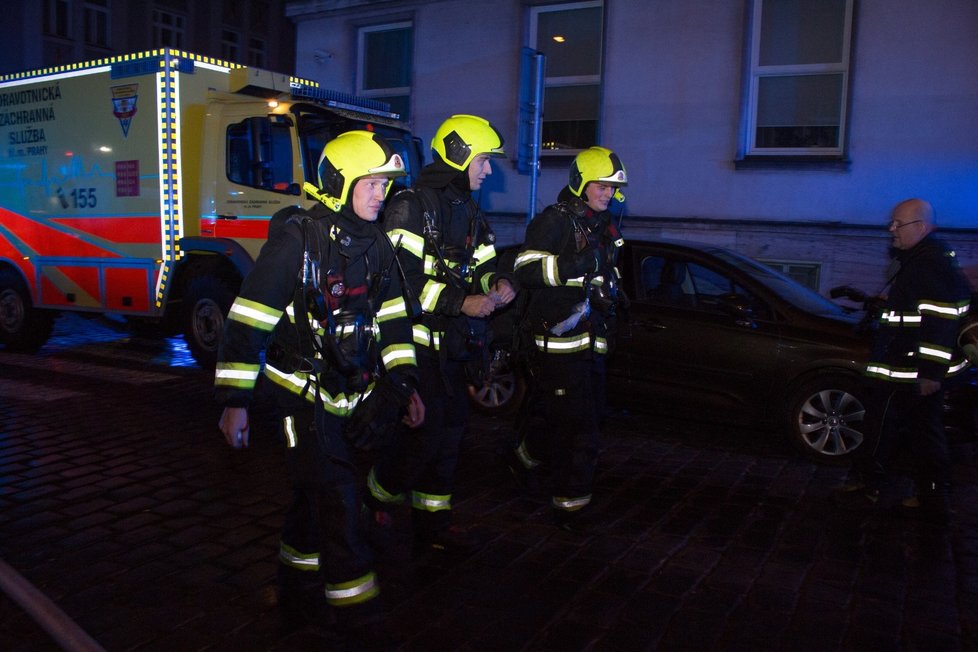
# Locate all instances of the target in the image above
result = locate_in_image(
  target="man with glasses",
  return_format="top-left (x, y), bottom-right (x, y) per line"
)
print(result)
top-left (839, 198), bottom-right (972, 525)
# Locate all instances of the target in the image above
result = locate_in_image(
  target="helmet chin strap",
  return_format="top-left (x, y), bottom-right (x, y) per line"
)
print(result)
top-left (303, 182), bottom-right (342, 212)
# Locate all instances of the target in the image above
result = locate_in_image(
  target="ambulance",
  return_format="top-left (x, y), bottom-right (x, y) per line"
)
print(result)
top-left (0, 49), bottom-right (421, 365)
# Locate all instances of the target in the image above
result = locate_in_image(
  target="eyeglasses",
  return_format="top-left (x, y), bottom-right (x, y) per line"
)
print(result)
top-left (889, 219), bottom-right (922, 229)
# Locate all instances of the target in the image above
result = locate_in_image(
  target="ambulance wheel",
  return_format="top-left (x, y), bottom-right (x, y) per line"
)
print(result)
top-left (0, 268), bottom-right (54, 352)
top-left (183, 273), bottom-right (235, 368)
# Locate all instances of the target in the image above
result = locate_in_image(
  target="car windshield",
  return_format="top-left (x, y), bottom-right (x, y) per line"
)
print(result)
top-left (709, 249), bottom-right (850, 318)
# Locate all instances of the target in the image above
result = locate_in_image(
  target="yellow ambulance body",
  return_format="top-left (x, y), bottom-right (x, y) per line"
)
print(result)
top-left (0, 49), bottom-right (419, 364)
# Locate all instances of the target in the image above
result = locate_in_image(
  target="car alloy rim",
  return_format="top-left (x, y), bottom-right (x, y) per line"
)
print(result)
top-left (798, 388), bottom-right (865, 456)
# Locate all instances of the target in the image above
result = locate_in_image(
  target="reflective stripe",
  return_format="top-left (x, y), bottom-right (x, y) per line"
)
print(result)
top-left (918, 345), bottom-right (953, 362)
top-left (949, 359), bottom-right (971, 375)
top-left (472, 243), bottom-right (496, 265)
top-left (283, 415), bottom-right (298, 448)
top-left (279, 543), bottom-right (319, 570)
top-left (228, 297), bottom-right (282, 331)
top-left (881, 311), bottom-right (921, 325)
top-left (367, 467), bottom-right (405, 505)
top-left (381, 343), bottom-right (416, 369)
top-left (535, 333), bottom-right (592, 353)
top-left (515, 250), bottom-right (561, 287)
top-left (515, 441), bottom-right (540, 469)
top-left (388, 228), bottom-right (424, 259)
top-left (412, 324), bottom-right (442, 350)
top-left (593, 337), bottom-right (608, 354)
top-left (866, 364), bottom-right (918, 381)
top-left (214, 363), bottom-right (260, 388)
top-left (918, 301), bottom-right (970, 318)
top-left (553, 495), bottom-right (592, 511)
top-left (325, 572), bottom-right (379, 606)
top-left (420, 279), bottom-right (446, 313)
top-left (412, 491), bottom-right (451, 512)
top-left (376, 296), bottom-right (408, 321)
top-left (264, 362), bottom-right (367, 415)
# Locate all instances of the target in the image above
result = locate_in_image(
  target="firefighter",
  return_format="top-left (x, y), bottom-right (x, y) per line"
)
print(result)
top-left (838, 198), bottom-right (972, 524)
top-left (214, 131), bottom-right (423, 634)
top-left (365, 114), bottom-right (515, 554)
top-left (507, 146), bottom-right (628, 533)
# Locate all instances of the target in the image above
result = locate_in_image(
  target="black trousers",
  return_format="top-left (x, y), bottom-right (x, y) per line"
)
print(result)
top-left (279, 408), bottom-right (378, 612)
top-left (369, 351), bottom-right (469, 533)
top-left (859, 381), bottom-right (949, 490)
top-left (524, 354), bottom-right (604, 510)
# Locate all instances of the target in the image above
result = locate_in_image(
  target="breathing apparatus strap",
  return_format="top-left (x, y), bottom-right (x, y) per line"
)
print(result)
top-left (414, 187), bottom-right (481, 293)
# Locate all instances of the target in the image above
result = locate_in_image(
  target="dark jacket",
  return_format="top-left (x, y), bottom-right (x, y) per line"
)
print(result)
top-left (381, 162), bottom-right (506, 354)
top-left (214, 203), bottom-right (417, 415)
top-left (866, 234), bottom-right (971, 384)
top-left (513, 191), bottom-right (625, 357)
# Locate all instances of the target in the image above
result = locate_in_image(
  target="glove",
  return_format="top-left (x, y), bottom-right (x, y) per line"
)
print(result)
top-left (557, 247), bottom-right (600, 280)
top-left (342, 372), bottom-right (416, 451)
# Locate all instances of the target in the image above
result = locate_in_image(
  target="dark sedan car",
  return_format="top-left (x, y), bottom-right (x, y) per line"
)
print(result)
top-left (471, 239), bottom-right (878, 464)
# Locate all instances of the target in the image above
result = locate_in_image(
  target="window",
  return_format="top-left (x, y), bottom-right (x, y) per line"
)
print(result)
top-left (357, 22), bottom-right (412, 120)
top-left (758, 259), bottom-right (820, 291)
top-left (45, 0), bottom-right (72, 39)
top-left (248, 38), bottom-right (266, 68)
top-left (84, 0), bottom-right (109, 47)
top-left (226, 116), bottom-right (296, 193)
top-left (529, 1), bottom-right (604, 154)
top-left (742, 0), bottom-right (854, 158)
top-left (221, 29), bottom-right (240, 63)
top-left (153, 9), bottom-right (185, 49)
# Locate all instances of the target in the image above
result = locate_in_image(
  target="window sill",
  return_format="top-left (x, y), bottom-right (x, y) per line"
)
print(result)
top-left (735, 156), bottom-right (851, 171)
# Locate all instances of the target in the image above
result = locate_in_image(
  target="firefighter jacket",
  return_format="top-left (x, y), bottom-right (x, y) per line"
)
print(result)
top-left (865, 234), bottom-right (971, 384)
top-left (214, 203), bottom-right (417, 416)
top-left (382, 166), bottom-right (506, 354)
top-left (514, 191), bottom-right (625, 357)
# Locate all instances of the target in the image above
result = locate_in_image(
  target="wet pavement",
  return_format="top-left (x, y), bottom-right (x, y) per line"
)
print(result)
top-left (1, 314), bottom-right (977, 650)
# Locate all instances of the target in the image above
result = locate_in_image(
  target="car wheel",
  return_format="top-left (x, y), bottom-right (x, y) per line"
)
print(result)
top-left (467, 349), bottom-right (526, 416)
top-left (787, 374), bottom-right (867, 464)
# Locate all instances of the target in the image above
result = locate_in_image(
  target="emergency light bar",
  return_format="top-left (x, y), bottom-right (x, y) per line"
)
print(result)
top-left (290, 86), bottom-right (400, 120)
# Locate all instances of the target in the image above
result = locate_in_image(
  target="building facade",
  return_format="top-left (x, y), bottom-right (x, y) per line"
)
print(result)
top-left (0, 0), bottom-right (296, 76)
top-left (285, 0), bottom-right (978, 292)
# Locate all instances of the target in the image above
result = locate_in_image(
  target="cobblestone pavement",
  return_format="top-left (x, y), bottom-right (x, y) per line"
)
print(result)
top-left (1, 314), bottom-right (976, 650)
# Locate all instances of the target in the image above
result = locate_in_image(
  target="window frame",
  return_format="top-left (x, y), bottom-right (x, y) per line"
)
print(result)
top-left (83, 0), bottom-right (110, 48)
top-left (741, 0), bottom-right (855, 161)
top-left (528, 0), bottom-right (605, 157)
top-left (248, 37), bottom-right (266, 68)
top-left (152, 9), bottom-right (186, 49)
top-left (356, 21), bottom-right (413, 117)
top-left (221, 29), bottom-right (240, 63)
top-left (45, 0), bottom-right (72, 39)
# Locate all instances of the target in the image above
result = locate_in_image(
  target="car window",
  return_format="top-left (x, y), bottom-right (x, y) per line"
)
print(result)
top-left (641, 255), bottom-right (696, 307)
top-left (640, 254), bottom-right (772, 319)
top-left (709, 249), bottom-right (851, 318)
top-left (688, 263), bottom-right (773, 320)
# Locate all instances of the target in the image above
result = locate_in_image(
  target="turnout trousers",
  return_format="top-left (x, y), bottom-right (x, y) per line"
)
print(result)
top-left (278, 407), bottom-right (380, 620)
top-left (368, 350), bottom-right (469, 534)
top-left (858, 380), bottom-right (949, 492)
top-left (524, 353), bottom-right (603, 513)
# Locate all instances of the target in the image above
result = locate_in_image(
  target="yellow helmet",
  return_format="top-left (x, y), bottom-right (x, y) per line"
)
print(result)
top-left (568, 146), bottom-right (627, 198)
top-left (431, 114), bottom-right (505, 172)
top-left (306, 130), bottom-right (406, 212)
